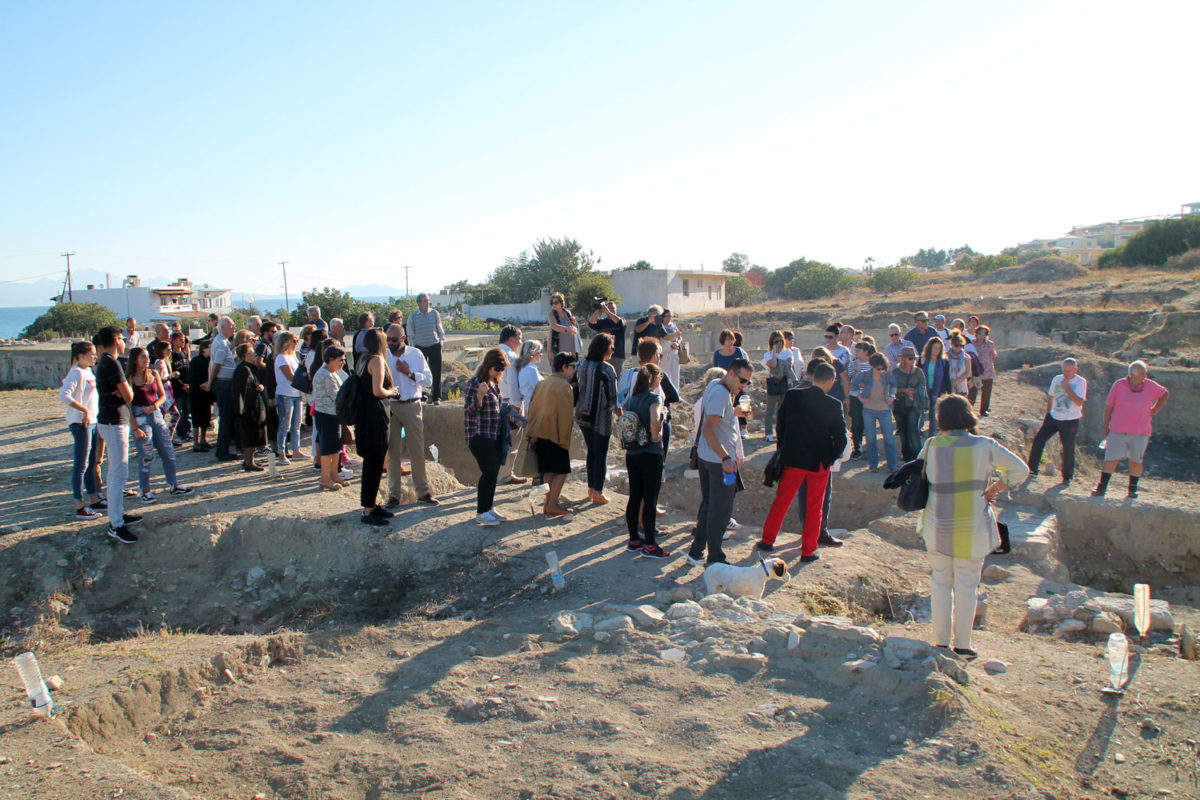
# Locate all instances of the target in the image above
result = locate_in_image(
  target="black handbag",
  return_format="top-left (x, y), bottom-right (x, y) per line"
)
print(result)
top-left (890, 458), bottom-right (929, 512)
top-left (763, 449), bottom-right (783, 487)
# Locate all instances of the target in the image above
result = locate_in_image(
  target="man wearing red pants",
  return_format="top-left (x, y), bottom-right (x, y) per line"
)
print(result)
top-left (757, 361), bottom-right (848, 563)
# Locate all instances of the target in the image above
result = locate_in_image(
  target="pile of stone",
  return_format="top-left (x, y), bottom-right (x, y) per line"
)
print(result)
top-left (1021, 588), bottom-right (1175, 637)
top-left (548, 592), bottom-right (988, 693)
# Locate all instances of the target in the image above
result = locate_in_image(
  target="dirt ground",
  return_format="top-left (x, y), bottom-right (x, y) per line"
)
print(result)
top-left (2, 291), bottom-right (1199, 799)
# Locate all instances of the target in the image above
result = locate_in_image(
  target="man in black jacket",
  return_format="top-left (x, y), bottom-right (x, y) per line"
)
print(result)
top-left (756, 361), bottom-right (848, 563)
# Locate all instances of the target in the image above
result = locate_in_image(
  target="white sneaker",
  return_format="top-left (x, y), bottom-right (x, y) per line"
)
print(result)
top-left (342, 457), bottom-right (362, 468)
top-left (726, 518), bottom-right (743, 531)
top-left (765, 434), bottom-right (777, 443)
top-left (338, 469), bottom-right (353, 481)
top-left (476, 510), bottom-right (501, 526)
top-left (740, 429), bottom-right (748, 440)
top-left (491, 510), bottom-right (509, 522)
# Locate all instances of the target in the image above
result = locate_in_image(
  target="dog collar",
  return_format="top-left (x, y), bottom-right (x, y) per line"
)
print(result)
top-left (758, 558), bottom-right (771, 577)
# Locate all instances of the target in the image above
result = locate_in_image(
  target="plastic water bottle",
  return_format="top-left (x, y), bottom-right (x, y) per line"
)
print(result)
top-left (267, 448), bottom-right (277, 478)
top-left (428, 444), bottom-right (439, 464)
top-left (545, 551), bottom-right (566, 591)
top-left (1106, 632), bottom-right (1129, 691)
top-left (723, 469), bottom-right (737, 486)
top-left (13, 652), bottom-right (53, 716)
top-left (1098, 438), bottom-right (1107, 451)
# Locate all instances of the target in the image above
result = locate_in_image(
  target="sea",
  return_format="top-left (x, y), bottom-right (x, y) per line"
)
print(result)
top-left (0, 306), bottom-right (51, 339)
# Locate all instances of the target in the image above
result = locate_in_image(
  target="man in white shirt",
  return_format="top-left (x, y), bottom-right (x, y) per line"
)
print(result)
top-left (382, 324), bottom-right (438, 507)
top-left (1027, 358), bottom-right (1087, 486)
top-left (932, 314), bottom-right (950, 341)
top-left (496, 325), bottom-right (524, 483)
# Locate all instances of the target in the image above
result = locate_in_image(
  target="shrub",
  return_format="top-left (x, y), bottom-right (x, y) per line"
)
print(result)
top-left (784, 263), bottom-right (857, 300)
top-left (1100, 216), bottom-right (1200, 268)
top-left (867, 266), bottom-right (921, 294)
top-left (21, 302), bottom-right (119, 340)
top-left (959, 254), bottom-right (1017, 276)
top-left (1164, 247), bottom-right (1200, 271)
top-left (724, 274), bottom-right (761, 307)
top-left (571, 272), bottom-right (620, 317)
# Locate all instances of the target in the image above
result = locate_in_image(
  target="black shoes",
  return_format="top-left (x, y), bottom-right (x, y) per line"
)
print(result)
top-left (754, 541), bottom-right (774, 553)
top-left (953, 647), bottom-right (978, 660)
top-left (107, 525), bottom-right (138, 544)
top-left (817, 533), bottom-right (844, 548)
top-left (799, 553), bottom-right (820, 563)
top-left (243, 464), bottom-right (265, 472)
top-left (122, 514), bottom-right (144, 525)
top-left (361, 509), bottom-right (390, 526)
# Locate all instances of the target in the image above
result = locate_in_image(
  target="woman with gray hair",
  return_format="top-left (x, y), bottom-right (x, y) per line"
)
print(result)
top-left (1093, 360), bottom-right (1169, 499)
top-left (516, 339), bottom-right (544, 415)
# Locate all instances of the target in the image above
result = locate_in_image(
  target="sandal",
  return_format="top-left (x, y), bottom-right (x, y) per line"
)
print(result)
top-left (319, 481), bottom-right (342, 491)
top-left (543, 506), bottom-right (572, 518)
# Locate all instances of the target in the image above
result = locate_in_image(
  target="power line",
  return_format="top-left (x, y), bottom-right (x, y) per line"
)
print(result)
top-left (61, 251), bottom-right (76, 302)
top-left (400, 265), bottom-right (413, 297)
top-left (279, 260), bottom-right (290, 315)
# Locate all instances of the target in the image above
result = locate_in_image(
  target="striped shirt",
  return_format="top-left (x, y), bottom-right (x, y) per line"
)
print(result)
top-left (918, 431), bottom-right (1030, 560)
top-left (406, 309), bottom-right (444, 348)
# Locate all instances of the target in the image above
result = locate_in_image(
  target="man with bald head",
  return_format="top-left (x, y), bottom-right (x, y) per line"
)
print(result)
top-left (202, 316), bottom-right (238, 461)
top-left (383, 323), bottom-right (438, 507)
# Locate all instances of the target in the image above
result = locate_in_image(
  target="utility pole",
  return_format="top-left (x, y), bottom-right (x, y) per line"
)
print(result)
top-left (279, 260), bottom-right (290, 317)
top-left (61, 251), bottom-right (76, 302)
top-left (400, 265), bottom-right (413, 297)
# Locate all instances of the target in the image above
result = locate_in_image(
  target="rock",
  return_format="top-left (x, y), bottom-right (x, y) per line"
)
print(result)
top-left (935, 653), bottom-right (970, 686)
top-left (45, 675), bottom-right (64, 691)
top-left (787, 632), bottom-right (800, 650)
top-left (982, 659), bottom-right (1008, 675)
top-left (1085, 596), bottom-right (1174, 631)
top-left (668, 601), bottom-right (703, 619)
top-left (625, 605), bottom-right (666, 629)
top-left (1091, 611), bottom-right (1124, 635)
top-left (593, 631), bottom-right (612, 643)
top-left (550, 612), bottom-right (579, 637)
top-left (699, 593), bottom-right (734, 611)
top-left (1054, 618), bottom-right (1088, 637)
top-left (1181, 624), bottom-right (1196, 660)
top-left (838, 658), bottom-right (876, 676)
top-left (732, 596), bottom-right (775, 616)
top-left (883, 636), bottom-right (931, 663)
top-left (656, 579), bottom-right (694, 605)
top-left (712, 609), bottom-right (756, 624)
top-left (594, 615), bottom-right (634, 632)
top-left (573, 612), bottom-right (595, 631)
top-left (797, 616), bottom-right (883, 647)
top-left (1114, 752), bottom-right (1126, 763)
top-left (883, 652), bottom-right (903, 669)
top-left (659, 648), bottom-right (687, 662)
top-left (982, 564), bottom-right (1011, 582)
top-left (246, 566), bottom-right (268, 588)
top-left (714, 652), bottom-right (768, 672)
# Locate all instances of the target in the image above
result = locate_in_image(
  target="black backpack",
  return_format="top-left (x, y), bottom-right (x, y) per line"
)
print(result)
top-left (335, 371), bottom-right (360, 426)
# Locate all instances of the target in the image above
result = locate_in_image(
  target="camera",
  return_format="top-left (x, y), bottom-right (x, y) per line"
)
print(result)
top-left (592, 296), bottom-right (608, 310)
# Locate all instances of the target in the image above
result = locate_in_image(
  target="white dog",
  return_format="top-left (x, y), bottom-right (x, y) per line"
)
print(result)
top-left (703, 558), bottom-right (792, 599)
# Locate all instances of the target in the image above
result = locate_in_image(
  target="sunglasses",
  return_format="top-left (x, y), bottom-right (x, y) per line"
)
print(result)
top-left (386, 337), bottom-right (401, 343)
top-left (823, 334), bottom-right (835, 340)
top-left (738, 375), bottom-right (751, 385)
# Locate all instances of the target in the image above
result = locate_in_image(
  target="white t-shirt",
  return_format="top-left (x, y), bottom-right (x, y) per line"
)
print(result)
top-left (1048, 374), bottom-right (1087, 421)
top-left (275, 353), bottom-right (301, 397)
top-left (517, 363), bottom-right (542, 411)
top-left (60, 365), bottom-right (98, 425)
top-left (761, 348), bottom-right (796, 368)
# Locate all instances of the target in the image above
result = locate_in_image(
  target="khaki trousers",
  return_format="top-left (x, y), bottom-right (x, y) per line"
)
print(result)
top-left (387, 400), bottom-right (429, 498)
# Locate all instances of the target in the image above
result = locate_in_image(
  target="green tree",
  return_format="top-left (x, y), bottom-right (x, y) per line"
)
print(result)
top-left (723, 274), bottom-right (760, 307)
top-left (722, 252), bottom-right (750, 274)
top-left (904, 247), bottom-right (949, 269)
top-left (22, 302), bottom-right (119, 341)
top-left (288, 287), bottom-right (415, 330)
top-left (745, 265), bottom-right (769, 288)
top-left (764, 257), bottom-right (834, 297)
top-left (958, 254), bottom-right (1017, 276)
top-left (481, 237), bottom-right (601, 305)
top-left (620, 260), bottom-right (654, 271)
top-left (571, 272), bottom-right (620, 317)
top-left (867, 266), bottom-right (922, 294)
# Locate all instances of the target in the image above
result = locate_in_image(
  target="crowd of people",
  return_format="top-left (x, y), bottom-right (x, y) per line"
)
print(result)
top-left (60, 298), bottom-right (1172, 658)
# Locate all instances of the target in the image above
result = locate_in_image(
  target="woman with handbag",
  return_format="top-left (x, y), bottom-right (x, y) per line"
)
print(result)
top-left (128, 346), bottom-right (193, 498)
top-left (919, 395), bottom-right (1028, 658)
top-left (623, 364), bottom-right (669, 557)
top-left (919, 336), bottom-right (951, 436)
top-left (574, 333), bottom-right (618, 504)
top-left (762, 330), bottom-right (796, 443)
top-left (354, 328), bottom-right (399, 526)
top-left (525, 352), bottom-right (577, 517)
top-left (273, 331), bottom-right (305, 463)
top-left (464, 348), bottom-right (510, 525)
top-left (547, 293), bottom-right (579, 356)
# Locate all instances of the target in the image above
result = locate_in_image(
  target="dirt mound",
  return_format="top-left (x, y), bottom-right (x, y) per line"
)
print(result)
top-left (984, 257), bottom-right (1088, 284)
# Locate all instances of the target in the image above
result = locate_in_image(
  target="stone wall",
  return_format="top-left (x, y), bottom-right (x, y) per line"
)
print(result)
top-left (0, 344), bottom-right (72, 389)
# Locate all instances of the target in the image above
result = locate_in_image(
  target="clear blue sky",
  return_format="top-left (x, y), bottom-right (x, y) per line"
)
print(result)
top-left (2, 1), bottom-right (1197, 296)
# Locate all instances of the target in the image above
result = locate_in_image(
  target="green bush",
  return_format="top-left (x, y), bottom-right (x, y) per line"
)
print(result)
top-left (959, 254), bottom-right (1017, 276)
top-left (867, 266), bottom-right (921, 294)
top-left (571, 272), bottom-right (620, 317)
top-left (21, 302), bottom-right (119, 340)
top-left (784, 264), bottom-right (857, 300)
top-left (724, 274), bottom-right (761, 307)
top-left (1099, 216), bottom-right (1200, 268)
top-left (1017, 249), bottom-right (1078, 265)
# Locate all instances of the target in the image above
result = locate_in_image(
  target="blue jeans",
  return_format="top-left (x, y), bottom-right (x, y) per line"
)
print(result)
top-left (68, 422), bottom-right (99, 502)
top-left (276, 394), bottom-right (302, 453)
top-left (862, 407), bottom-right (899, 471)
top-left (133, 408), bottom-right (179, 494)
top-left (893, 406), bottom-right (923, 463)
top-left (581, 427), bottom-right (609, 492)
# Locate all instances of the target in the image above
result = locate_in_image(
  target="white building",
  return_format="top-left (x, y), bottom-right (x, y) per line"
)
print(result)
top-left (608, 268), bottom-right (727, 316)
top-left (54, 275), bottom-right (233, 320)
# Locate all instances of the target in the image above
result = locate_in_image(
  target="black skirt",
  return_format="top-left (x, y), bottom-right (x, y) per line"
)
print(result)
top-left (533, 438), bottom-right (570, 475)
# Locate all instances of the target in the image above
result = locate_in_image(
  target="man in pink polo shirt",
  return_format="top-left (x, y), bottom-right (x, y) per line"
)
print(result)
top-left (1093, 360), bottom-right (1170, 499)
